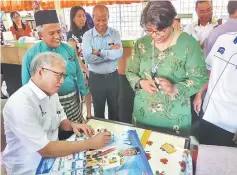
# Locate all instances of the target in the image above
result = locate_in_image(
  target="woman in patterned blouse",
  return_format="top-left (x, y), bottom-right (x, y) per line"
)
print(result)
top-left (67, 6), bottom-right (93, 119)
top-left (126, 1), bottom-right (208, 135)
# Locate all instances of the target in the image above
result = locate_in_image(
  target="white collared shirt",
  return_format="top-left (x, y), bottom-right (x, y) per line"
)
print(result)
top-left (202, 32), bottom-right (237, 133)
top-left (2, 80), bottom-right (67, 175)
top-left (184, 22), bottom-right (217, 44)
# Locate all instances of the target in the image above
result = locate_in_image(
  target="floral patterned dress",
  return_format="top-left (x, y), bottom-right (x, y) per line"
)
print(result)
top-left (126, 32), bottom-right (208, 135)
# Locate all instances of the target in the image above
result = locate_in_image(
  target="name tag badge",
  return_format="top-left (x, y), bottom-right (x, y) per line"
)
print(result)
top-left (68, 57), bottom-right (75, 61)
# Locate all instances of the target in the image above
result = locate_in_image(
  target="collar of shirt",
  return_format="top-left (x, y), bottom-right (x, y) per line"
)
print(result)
top-left (40, 40), bottom-right (62, 51)
top-left (28, 80), bottom-right (48, 101)
top-left (92, 27), bottom-right (112, 37)
top-left (193, 22), bottom-right (217, 28)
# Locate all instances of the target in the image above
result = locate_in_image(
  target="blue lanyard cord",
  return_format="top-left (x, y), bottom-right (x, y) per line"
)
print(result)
top-left (152, 40), bottom-right (158, 79)
top-left (151, 28), bottom-right (175, 80)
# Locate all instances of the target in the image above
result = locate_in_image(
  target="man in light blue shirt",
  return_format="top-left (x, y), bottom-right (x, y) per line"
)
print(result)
top-left (82, 5), bottom-right (123, 121)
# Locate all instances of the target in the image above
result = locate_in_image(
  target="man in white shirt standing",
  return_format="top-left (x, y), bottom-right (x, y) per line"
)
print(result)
top-left (2, 52), bottom-right (111, 175)
top-left (198, 32), bottom-right (237, 147)
top-left (184, 0), bottom-right (217, 48)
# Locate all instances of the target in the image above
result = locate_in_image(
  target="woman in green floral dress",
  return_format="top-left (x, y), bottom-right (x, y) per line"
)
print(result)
top-left (126, 1), bottom-right (208, 135)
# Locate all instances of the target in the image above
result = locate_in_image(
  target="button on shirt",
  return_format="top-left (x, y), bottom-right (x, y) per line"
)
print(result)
top-left (21, 41), bottom-right (88, 96)
top-left (184, 22), bottom-right (217, 44)
top-left (82, 27), bottom-right (123, 74)
top-left (202, 32), bottom-right (237, 133)
top-left (2, 80), bottom-right (67, 175)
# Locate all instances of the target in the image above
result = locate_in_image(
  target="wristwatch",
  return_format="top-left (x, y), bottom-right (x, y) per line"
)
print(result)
top-left (98, 49), bottom-right (101, 56)
top-left (135, 79), bottom-right (142, 89)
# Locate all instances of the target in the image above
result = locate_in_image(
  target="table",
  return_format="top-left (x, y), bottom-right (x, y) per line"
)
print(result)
top-left (87, 118), bottom-right (193, 175)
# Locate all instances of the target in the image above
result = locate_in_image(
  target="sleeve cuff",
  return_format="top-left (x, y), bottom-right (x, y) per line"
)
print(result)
top-left (100, 50), bottom-right (107, 58)
top-left (61, 114), bottom-right (67, 122)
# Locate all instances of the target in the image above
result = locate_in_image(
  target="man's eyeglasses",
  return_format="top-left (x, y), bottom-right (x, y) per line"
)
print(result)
top-left (145, 28), bottom-right (167, 36)
top-left (42, 68), bottom-right (67, 80)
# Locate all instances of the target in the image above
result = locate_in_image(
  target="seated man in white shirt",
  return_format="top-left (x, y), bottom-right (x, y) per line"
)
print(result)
top-left (2, 52), bottom-right (111, 175)
top-left (198, 32), bottom-right (237, 147)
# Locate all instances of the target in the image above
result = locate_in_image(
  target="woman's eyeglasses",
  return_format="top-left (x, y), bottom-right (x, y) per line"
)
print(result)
top-left (145, 28), bottom-right (167, 36)
top-left (13, 15), bottom-right (20, 19)
top-left (42, 68), bottom-right (67, 80)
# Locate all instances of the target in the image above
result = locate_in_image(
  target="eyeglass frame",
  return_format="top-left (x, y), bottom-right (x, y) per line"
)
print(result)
top-left (144, 28), bottom-right (168, 36)
top-left (42, 67), bottom-right (67, 80)
top-left (12, 15), bottom-right (21, 19)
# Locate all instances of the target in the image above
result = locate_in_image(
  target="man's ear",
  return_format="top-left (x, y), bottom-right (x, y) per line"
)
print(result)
top-left (38, 32), bottom-right (43, 39)
top-left (38, 68), bottom-right (43, 78)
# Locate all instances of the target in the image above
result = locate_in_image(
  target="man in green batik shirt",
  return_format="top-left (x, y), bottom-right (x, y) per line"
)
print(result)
top-left (21, 10), bottom-right (88, 140)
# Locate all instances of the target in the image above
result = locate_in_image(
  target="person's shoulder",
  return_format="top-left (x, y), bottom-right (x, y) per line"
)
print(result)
top-left (183, 23), bottom-right (195, 33)
top-left (4, 85), bottom-right (35, 111)
top-left (109, 27), bottom-right (119, 34)
top-left (136, 34), bottom-right (151, 42)
top-left (24, 41), bottom-right (42, 57)
top-left (216, 32), bottom-right (237, 44)
top-left (177, 32), bottom-right (201, 51)
top-left (25, 23), bottom-right (31, 28)
top-left (133, 35), bottom-right (152, 47)
top-left (60, 41), bottom-right (74, 52)
top-left (179, 32), bottom-right (199, 44)
top-left (84, 28), bottom-right (93, 35)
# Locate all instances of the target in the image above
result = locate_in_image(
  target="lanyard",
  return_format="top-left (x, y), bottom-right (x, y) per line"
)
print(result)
top-left (152, 42), bottom-right (158, 79)
top-left (151, 28), bottom-right (175, 80)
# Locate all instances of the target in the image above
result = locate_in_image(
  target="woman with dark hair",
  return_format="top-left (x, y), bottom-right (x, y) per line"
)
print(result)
top-left (126, 1), bottom-right (208, 135)
top-left (10, 11), bottom-right (32, 40)
top-left (67, 6), bottom-right (93, 119)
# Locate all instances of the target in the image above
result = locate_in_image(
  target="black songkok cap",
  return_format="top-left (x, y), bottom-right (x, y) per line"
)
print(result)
top-left (34, 10), bottom-right (59, 27)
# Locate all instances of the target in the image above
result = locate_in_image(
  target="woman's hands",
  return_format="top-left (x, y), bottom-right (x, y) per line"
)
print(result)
top-left (140, 77), bottom-right (178, 97)
top-left (140, 79), bottom-right (158, 94)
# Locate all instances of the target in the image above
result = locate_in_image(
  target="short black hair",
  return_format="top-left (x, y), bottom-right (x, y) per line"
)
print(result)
top-left (195, 0), bottom-right (213, 9)
top-left (227, 1), bottom-right (237, 15)
top-left (140, 1), bottom-right (177, 31)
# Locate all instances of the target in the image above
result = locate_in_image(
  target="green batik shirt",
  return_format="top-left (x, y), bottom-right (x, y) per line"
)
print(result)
top-left (126, 33), bottom-right (208, 135)
top-left (22, 41), bottom-right (88, 96)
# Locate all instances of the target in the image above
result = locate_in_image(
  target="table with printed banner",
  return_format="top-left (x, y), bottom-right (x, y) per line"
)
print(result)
top-left (36, 118), bottom-right (192, 175)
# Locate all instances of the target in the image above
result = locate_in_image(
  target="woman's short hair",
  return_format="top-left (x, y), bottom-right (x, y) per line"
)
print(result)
top-left (140, 1), bottom-right (177, 31)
